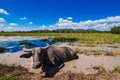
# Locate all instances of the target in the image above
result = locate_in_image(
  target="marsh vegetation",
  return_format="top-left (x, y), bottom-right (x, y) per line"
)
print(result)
top-left (0, 32), bottom-right (120, 55)
top-left (0, 32), bottom-right (120, 79)
top-left (0, 33), bottom-right (120, 44)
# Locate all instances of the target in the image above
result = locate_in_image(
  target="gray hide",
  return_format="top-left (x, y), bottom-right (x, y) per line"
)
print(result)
top-left (44, 46), bottom-right (79, 67)
top-left (20, 46), bottom-right (79, 68)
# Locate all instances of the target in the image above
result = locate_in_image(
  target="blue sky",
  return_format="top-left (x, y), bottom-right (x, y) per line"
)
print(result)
top-left (0, 0), bottom-right (120, 31)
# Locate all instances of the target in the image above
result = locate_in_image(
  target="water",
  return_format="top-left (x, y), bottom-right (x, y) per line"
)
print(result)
top-left (0, 36), bottom-right (48, 52)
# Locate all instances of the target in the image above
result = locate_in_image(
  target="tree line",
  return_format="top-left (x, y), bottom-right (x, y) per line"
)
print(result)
top-left (0, 26), bottom-right (120, 34)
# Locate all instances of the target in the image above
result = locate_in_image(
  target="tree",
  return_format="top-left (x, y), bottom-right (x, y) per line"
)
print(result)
top-left (111, 26), bottom-right (120, 34)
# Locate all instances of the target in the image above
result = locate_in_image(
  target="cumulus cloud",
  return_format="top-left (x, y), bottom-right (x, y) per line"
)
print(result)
top-left (67, 17), bottom-right (73, 20)
top-left (0, 17), bottom-right (5, 27)
top-left (9, 23), bottom-right (18, 26)
top-left (29, 22), bottom-right (32, 24)
top-left (0, 8), bottom-right (9, 15)
top-left (3, 23), bottom-right (19, 31)
top-left (2, 16), bottom-right (120, 31)
top-left (3, 26), bottom-right (35, 31)
top-left (38, 16), bottom-right (120, 31)
top-left (20, 17), bottom-right (27, 20)
top-left (0, 17), bottom-right (5, 23)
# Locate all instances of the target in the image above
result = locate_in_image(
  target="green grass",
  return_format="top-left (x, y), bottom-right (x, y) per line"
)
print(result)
top-left (0, 32), bottom-right (120, 55)
top-left (106, 45), bottom-right (119, 48)
top-left (74, 48), bottom-right (120, 56)
top-left (114, 65), bottom-right (120, 73)
top-left (74, 49), bottom-right (104, 55)
top-left (0, 64), bottom-right (28, 80)
top-left (2, 73), bottom-right (17, 80)
top-left (0, 33), bottom-right (120, 46)
top-left (74, 48), bottom-right (83, 54)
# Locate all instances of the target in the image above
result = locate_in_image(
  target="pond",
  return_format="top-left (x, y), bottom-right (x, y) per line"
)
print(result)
top-left (0, 36), bottom-right (48, 53)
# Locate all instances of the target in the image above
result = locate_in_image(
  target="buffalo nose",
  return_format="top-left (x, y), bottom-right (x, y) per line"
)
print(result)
top-left (32, 64), bottom-right (41, 69)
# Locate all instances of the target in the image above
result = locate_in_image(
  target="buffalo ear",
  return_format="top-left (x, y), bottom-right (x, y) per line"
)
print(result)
top-left (20, 52), bottom-right (32, 58)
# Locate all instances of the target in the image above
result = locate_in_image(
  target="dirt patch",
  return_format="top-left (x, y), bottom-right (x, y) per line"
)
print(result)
top-left (1, 51), bottom-right (120, 79)
top-left (1, 52), bottom-right (120, 74)
top-left (0, 64), bottom-right (120, 80)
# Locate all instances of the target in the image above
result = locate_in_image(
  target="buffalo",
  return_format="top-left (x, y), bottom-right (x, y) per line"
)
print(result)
top-left (20, 45), bottom-right (79, 77)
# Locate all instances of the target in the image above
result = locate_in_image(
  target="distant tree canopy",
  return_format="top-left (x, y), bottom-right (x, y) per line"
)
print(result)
top-left (7, 29), bottom-right (109, 33)
top-left (111, 26), bottom-right (120, 34)
top-left (1, 26), bottom-right (120, 33)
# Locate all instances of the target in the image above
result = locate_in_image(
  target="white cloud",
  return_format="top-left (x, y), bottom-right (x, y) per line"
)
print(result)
top-left (3, 26), bottom-right (34, 31)
top-left (0, 8), bottom-right (9, 15)
top-left (67, 17), bottom-right (73, 20)
top-left (29, 22), bottom-right (32, 24)
top-left (1, 16), bottom-right (120, 31)
top-left (0, 17), bottom-right (5, 27)
top-left (0, 17), bottom-right (5, 23)
top-left (38, 16), bottom-right (120, 31)
top-left (9, 23), bottom-right (18, 26)
top-left (20, 17), bottom-right (27, 20)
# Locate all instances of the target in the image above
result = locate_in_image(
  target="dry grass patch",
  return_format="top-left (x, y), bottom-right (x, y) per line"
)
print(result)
top-left (112, 50), bottom-right (120, 55)
top-left (74, 48), bottom-right (120, 56)
top-left (74, 49), bottom-right (104, 55)
top-left (107, 45), bottom-right (119, 48)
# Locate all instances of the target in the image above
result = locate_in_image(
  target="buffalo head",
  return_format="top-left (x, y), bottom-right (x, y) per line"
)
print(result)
top-left (20, 46), bottom-right (48, 69)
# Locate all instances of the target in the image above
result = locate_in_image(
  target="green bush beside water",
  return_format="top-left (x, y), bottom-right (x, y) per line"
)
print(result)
top-left (0, 47), bottom-right (6, 53)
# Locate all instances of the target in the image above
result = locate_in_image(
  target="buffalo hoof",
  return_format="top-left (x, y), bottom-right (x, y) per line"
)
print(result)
top-left (74, 55), bottom-right (79, 59)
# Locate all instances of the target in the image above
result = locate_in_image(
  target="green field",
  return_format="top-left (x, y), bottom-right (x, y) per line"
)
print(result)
top-left (0, 33), bottom-right (120, 46)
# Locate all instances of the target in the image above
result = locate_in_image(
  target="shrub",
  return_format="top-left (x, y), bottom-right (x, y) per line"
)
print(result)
top-left (20, 40), bottom-right (36, 46)
top-left (111, 26), bottom-right (120, 34)
top-left (74, 48), bottom-right (82, 54)
top-left (0, 47), bottom-right (6, 53)
top-left (114, 65), bottom-right (120, 73)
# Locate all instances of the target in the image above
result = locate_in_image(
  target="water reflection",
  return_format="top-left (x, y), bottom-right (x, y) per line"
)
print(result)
top-left (0, 37), bottom-right (48, 52)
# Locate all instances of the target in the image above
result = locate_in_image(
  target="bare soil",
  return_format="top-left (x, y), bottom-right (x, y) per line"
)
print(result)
top-left (0, 63), bottom-right (120, 80)
top-left (1, 51), bottom-right (120, 74)
top-left (0, 50), bottom-right (120, 80)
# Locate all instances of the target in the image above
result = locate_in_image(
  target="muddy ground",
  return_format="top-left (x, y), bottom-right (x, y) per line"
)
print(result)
top-left (0, 63), bottom-right (120, 80)
top-left (0, 44), bottom-right (120, 80)
top-left (0, 52), bottom-right (120, 80)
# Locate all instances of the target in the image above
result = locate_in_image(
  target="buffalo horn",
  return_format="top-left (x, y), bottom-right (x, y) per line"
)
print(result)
top-left (23, 46), bottom-right (32, 52)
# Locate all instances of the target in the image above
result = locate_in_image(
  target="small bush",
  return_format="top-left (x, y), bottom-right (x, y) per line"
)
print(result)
top-left (114, 65), bottom-right (120, 73)
top-left (106, 51), bottom-right (115, 56)
top-left (111, 26), bottom-right (120, 34)
top-left (0, 47), bottom-right (6, 53)
top-left (74, 48), bottom-right (82, 54)
top-left (49, 38), bottom-right (79, 44)
top-left (20, 40), bottom-right (36, 46)
top-left (93, 65), bottom-right (107, 73)
top-left (2, 73), bottom-right (17, 80)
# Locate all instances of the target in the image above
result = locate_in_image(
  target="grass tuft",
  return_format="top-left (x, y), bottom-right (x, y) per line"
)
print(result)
top-left (0, 64), bottom-right (28, 80)
top-left (93, 65), bottom-right (107, 73)
top-left (114, 65), bottom-right (120, 73)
